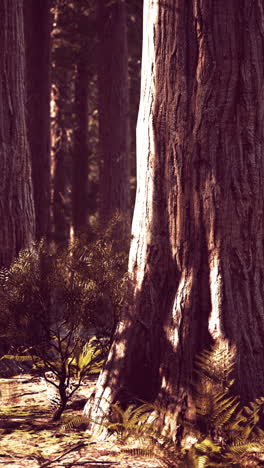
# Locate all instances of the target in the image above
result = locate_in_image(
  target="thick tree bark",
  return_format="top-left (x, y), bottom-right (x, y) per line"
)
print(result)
top-left (72, 59), bottom-right (89, 236)
top-left (98, 0), bottom-right (130, 229)
top-left (24, 0), bottom-right (51, 241)
top-left (84, 0), bottom-right (264, 438)
top-left (0, 0), bottom-right (35, 267)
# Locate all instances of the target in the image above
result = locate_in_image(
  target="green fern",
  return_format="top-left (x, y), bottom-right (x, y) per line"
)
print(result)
top-left (181, 342), bottom-right (264, 467)
top-left (66, 337), bottom-right (108, 378)
top-left (107, 403), bottom-right (151, 437)
top-left (120, 447), bottom-right (157, 457)
top-left (106, 402), bottom-right (180, 466)
top-left (103, 344), bottom-right (264, 467)
top-left (60, 414), bottom-right (91, 431)
top-left (195, 343), bottom-right (234, 385)
top-left (193, 343), bottom-right (235, 423)
top-left (181, 435), bottom-right (264, 467)
top-left (108, 403), bottom-right (157, 443)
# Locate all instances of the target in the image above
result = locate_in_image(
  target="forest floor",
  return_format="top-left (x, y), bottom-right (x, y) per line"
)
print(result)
top-left (0, 374), bottom-right (164, 468)
top-left (1, 375), bottom-right (263, 468)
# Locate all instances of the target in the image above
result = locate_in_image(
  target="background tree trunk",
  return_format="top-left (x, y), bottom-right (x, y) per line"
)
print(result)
top-left (98, 0), bottom-right (130, 230)
top-left (84, 0), bottom-right (264, 437)
top-left (24, 0), bottom-right (51, 241)
top-left (0, 0), bottom-right (35, 267)
top-left (72, 58), bottom-right (89, 236)
top-left (52, 78), bottom-right (71, 246)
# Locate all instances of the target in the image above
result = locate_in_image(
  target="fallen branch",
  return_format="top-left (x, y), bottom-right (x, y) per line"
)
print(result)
top-left (55, 462), bottom-right (116, 466)
top-left (39, 441), bottom-right (96, 468)
top-left (13, 390), bottom-right (46, 398)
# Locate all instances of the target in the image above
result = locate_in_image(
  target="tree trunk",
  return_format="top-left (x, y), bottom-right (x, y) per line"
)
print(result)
top-left (72, 59), bottom-right (89, 236)
top-left (98, 0), bottom-right (130, 230)
top-left (84, 0), bottom-right (264, 437)
top-left (0, 0), bottom-right (35, 267)
top-left (23, 0), bottom-right (51, 241)
top-left (52, 385), bottom-right (67, 422)
top-left (52, 78), bottom-right (71, 246)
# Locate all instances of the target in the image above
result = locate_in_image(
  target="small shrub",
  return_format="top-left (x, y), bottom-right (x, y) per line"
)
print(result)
top-left (0, 215), bottom-right (128, 418)
top-left (1, 334), bottom-right (108, 420)
top-left (0, 214), bottom-right (128, 352)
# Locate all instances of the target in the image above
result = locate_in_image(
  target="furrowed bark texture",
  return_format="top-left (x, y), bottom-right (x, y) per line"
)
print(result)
top-left (84, 0), bottom-right (264, 435)
top-left (0, 0), bottom-right (35, 267)
top-left (24, 0), bottom-right (51, 241)
top-left (98, 0), bottom-right (130, 228)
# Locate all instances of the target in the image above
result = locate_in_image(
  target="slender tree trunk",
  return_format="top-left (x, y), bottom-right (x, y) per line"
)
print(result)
top-left (0, 0), bottom-right (35, 267)
top-left (24, 0), bottom-right (51, 241)
top-left (52, 384), bottom-right (67, 421)
top-left (52, 80), bottom-right (71, 246)
top-left (84, 0), bottom-right (264, 438)
top-left (51, 3), bottom-right (74, 246)
top-left (72, 59), bottom-right (89, 236)
top-left (98, 0), bottom-right (130, 229)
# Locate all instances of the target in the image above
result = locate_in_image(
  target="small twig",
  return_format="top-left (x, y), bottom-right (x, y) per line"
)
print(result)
top-left (38, 441), bottom-right (96, 468)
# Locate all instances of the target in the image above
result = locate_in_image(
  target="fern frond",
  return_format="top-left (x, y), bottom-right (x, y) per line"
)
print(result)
top-left (0, 354), bottom-right (34, 362)
top-left (181, 446), bottom-right (209, 468)
top-left (197, 456), bottom-right (209, 468)
top-left (195, 342), bottom-right (235, 388)
top-left (226, 441), bottom-right (264, 455)
top-left (60, 415), bottom-right (91, 431)
top-left (110, 403), bottom-right (150, 427)
top-left (66, 337), bottom-right (108, 378)
top-left (107, 402), bottom-right (167, 447)
top-left (121, 448), bottom-right (156, 457)
top-left (211, 397), bottom-right (240, 427)
top-left (195, 438), bottom-right (221, 454)
top-left (187, 343), bottom-right (264, 467)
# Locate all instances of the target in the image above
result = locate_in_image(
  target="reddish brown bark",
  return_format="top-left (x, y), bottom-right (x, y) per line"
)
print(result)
top-left (84, 0), bottom-right (264, 437)
top-left (98, 0), bottom-right (130, 229)
top-left (0, 0), bottom-right (35, 267)
top-left (24, 0), bottom-right (51, 241)
top-left (72, 59), bottom-right (89, 236)
top-left (52, 79), bottom-right (71, 246)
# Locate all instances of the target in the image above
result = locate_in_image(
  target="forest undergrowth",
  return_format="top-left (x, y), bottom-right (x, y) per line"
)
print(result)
top-left (2, 344), bottom-right (264, 467)
top-left (1, 226), bottom-right (264, 467)
top-left (0, 373), bottom-right (162, 468)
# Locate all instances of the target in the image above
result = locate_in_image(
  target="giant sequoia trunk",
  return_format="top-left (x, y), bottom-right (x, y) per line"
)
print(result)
top-left (98, 0), bottom-right (130, 228)
top-left (84, 0), bottom-right (264, 436)
top-left (0, 0), bottom-right (35, 267)
top-left (24, 0), bottom-right (51, 241)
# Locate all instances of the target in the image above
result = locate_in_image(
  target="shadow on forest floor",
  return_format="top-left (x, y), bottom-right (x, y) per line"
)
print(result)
top-left (0, 374), bottom-right (162, 468)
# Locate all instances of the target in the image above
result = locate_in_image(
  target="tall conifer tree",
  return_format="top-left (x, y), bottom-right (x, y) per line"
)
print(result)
top-left (0, 0), bottom-right (35, 266)
top-left (84, 0), bottom-right (264, 437)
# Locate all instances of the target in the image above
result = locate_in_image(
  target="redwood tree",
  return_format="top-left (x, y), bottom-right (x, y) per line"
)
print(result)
top-left (98, 0), bottom-right (130, 228)
top-left (72, 57), bottom-right (89, 236)
top-left (51, 0), bottom-right (96, 243)
top-left (52, 76), bottom-right (71, 245)
top-left (24, 0), bottom-right (51, 241)
top-left (0, 0), bottom-right (35, 267)
top-left (84, 0), bottom-right (264, 437)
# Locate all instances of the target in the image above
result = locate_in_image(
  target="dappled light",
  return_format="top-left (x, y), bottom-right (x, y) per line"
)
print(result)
top-left (1, 0), bottom-right (264, 466)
